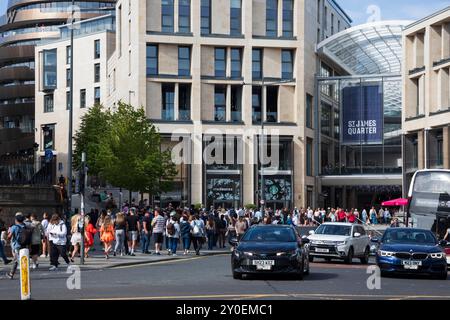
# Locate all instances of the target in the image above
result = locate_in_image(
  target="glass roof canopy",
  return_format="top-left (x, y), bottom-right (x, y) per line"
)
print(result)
top-left (316, 21), bottom-right (411, 75)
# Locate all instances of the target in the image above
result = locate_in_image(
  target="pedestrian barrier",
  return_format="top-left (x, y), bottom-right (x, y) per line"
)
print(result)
top-left (19, 248), bottom-right (31, 300)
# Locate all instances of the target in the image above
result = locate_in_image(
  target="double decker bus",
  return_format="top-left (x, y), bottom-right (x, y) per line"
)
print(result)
top-left (407, 169), bottom-right (450, 238)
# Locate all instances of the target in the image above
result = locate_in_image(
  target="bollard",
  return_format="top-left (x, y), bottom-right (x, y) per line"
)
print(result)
top-left (19, 248), bottom-right (31, 300)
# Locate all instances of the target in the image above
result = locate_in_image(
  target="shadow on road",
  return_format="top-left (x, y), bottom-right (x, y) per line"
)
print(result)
top-left (230, 272), bottom-right (339, 282)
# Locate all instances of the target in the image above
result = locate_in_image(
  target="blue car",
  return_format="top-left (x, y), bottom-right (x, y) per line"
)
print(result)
top-left (375, 228), bottom-right (448, 280)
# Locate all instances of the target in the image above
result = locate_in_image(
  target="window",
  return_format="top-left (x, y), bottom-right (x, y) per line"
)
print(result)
top-left (178, 46), bottom-right (191, 76)
top-left (338, 20), bottom-right (341, 32)
top-left (44, 94), bottom-right (54, 113)
top-left (162, 84), bottom-right (175, 120)
top-left (321, 102), bottom-right (331, 136)
top-left (282, 0), bottom-right (293, 37)
top-left (252, 49), bottom-right (262, 79)
top-left (178, 84), bottom-right (191, 120)
top-left (230, 48), bottom-right (242, 78)
top-left (282, 50), bottom-right (293, 79)
top-left (80, 89), bottom-right (86, 108)
top-left (146, 44), bottom-right (158, 76)
top-left (215, 48), bottom-right (226, 77)
top-left (306, 138), bottom-right (313, 176)
top-left (94, 39), bottom-right (101, 59)
top-left (214, 85), bottom-right (227, 121)
top-left (306, 94), bottom-right (313, 128)
top-left (66, 45), bottom-right (71, 65)
top-left (266, 0), bottom-right (278, 37)
top-left (252, 87), bottom-right (262, 123)
top-left (323, 6), bottom-right (327, 30)
top-left (178, 0), bottom-right (191, 33)
top-left (118, 5), bottom-right (122, 57)
top-left (94, 87), bottom-right (100, 104)
top-left (66, 68), bottom-right (71, 88)
top-left (66, 91), bottom-right (71, 110)
top-left (266, 86), bottom-right (278, 122)
top-left (43, 49), bottom-right (57, 90)
top-left (161, 0), bottom-right (174, 32)
top-left (94, 63), bottom-right (101, 83)
top-left (230, 0), bottom-right (242, 36)
top-left (201, 0), bottom-right (211, 35)
top-left (331, 13), bottom-right (334, 34)
top-left (42, 124), bottom-right (55, 151)
top-left (231, 85), bottom-right (242, 122)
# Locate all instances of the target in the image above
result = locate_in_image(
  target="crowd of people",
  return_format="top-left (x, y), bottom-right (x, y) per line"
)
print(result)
top-left (0, 200), bottom-right (403, 278)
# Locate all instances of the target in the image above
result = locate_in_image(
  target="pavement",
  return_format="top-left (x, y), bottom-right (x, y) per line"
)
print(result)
top-left (0, 254), bottom-right (448, 300)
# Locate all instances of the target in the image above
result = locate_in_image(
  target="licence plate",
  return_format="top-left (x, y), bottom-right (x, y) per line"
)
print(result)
top-left (253, 260), bottom-right (275, 270)
top-left (402, 260), bottom-right (422, 270)
top-left (315, 248), bottom-right (330, 253)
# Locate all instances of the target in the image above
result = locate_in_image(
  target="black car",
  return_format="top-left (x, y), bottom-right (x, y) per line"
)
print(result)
top-left (230, 225), bottom-right (310, 280)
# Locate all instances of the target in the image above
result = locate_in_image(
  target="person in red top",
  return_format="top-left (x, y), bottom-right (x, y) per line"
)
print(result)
top-left (338, 208), bottom-right (347, 222)
top-left (84, 215), bottom-right (97, 258)
top-left (347, 210), bottom-right (356, 224)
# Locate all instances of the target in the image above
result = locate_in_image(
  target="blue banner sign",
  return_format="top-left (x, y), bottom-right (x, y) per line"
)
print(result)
top-left (342, 84), bottom-right (383, 145)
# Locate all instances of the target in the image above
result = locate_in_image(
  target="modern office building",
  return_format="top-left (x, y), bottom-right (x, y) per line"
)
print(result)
top-left (105, 0), bottom-right (351, 209)
top-left (34, 14), bottom-right (116, 178)
top-left (316, 21), bottom-right (409, 210)
top-left (403, 7), bottom-right (450, 189)
top-left (0, 0), bottom-right (115, 157)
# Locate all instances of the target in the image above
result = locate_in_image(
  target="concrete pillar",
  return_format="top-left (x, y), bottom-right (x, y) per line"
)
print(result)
top-left (191, 136), bottom-right (203, 205)
top-left (243, 135), bottom-right (255, 206)
top-left (444, 126), bottom-right (450, 169)
top-left (418, 129), bottom-right (425, 169)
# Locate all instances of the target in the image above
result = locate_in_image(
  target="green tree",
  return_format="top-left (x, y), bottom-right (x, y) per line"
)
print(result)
top-left (96, 102), bottom-right (177, 195)
top-left (73, 104), bottom-right (111, 175)
top-left (74, 102), bottom-right (178, 196)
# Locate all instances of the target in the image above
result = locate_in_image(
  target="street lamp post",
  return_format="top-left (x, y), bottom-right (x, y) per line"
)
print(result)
top-left (67, 0), bottom-right (75, 218)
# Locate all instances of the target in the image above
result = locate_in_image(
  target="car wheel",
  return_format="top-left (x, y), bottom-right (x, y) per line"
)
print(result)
top-left (232, 271), bottom-right (242, 280)
top-left (345, 247), bottom-right (354, 264)
top-left (309, 256), bottom-right (314, 263)
top-left (360, 247), bottom-right (370, 265)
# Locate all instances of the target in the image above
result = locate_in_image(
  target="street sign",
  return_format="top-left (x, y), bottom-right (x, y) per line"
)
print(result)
top-left (19, 249), bottom-right (31, 300)
top-left (44, 149), bottom-right (53, 163)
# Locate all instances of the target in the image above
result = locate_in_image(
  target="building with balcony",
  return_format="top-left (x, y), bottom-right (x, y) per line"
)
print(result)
top-left (0, 0), bottom-right (115, 156)
top-left (315, 21), bottom-right (409, 210)
top-left (402, 7), bottom-right (450, 189)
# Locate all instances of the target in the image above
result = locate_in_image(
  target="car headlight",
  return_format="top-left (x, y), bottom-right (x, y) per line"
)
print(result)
top-left (336, 241), bottom-right (347, 246)
top-left (243, 252), bottom-right (254, 257)
top-left (430, 252), bottom-right (446, 259)
top-left (276, 251), bottom-right (297, 257)
top-left (378, 250), bottom-right (395, 257)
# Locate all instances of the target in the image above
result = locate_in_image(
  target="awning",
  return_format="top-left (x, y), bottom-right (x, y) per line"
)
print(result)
top-left (382, 198), bottom-right (408, 207)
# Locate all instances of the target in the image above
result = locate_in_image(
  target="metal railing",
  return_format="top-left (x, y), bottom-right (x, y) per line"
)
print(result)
top-left (0, 155), bottom-right (55, 186)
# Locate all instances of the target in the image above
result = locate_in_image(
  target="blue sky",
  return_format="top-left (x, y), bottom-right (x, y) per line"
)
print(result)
top-left (339, 0), bottom-right (450, 25)
top-left (0, 1), bottom-right (450, 25)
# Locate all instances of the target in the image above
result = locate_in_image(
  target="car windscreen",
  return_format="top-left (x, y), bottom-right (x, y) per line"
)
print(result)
top-left (241, 227), bottom-right (296, 242)
top-left (314, 225), bottom-right (351, 236)
top-left (382, 229), bottom-right (437, 245)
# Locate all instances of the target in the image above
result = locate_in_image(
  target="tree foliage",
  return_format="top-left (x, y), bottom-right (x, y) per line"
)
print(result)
top-left (74, 102), bottom-right (178, 195)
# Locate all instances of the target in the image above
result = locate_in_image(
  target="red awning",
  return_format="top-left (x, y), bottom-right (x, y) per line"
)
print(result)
top-left (382, 198), bottom-right (408, 207)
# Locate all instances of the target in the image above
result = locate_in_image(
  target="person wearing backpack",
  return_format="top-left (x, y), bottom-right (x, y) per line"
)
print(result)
top-left (47, 214), bottom-right (70, 271)
top-left (166, 213), bottom-right (180, 256)
top-left (6, 213), bottom-right (29, 279)
top-left (190, 214), bottom-right (205, 256)
top-left (30, 214), bottom-right (44, 269)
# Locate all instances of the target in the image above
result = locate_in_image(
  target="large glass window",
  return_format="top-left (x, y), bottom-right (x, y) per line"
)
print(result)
top-left (66, 91), bottom-right (71, 110)
top-left (266, 86), bottom-right (278, 122)
top-left (230, 0), bottom-right (242, 36)
top-left (162, 84), bottom-right (175, 120)
top-left (43, 49), bottom-right (57, 90)
top-left (178, 84), bottom-right (191, 120)
top-left (321, 102), bottom-right (331, 136)
top-left (94, 39), bottom-right (101, 59)
top-left (306, 94), bottom-right (313, 128)
top-left (215, 48), bottom-right (226, 78)
top-left (178, 46), bottom-right (191, 76)
top-left (201, 0), bottom-right (211, 35)
top-left (94, 63), bottom-right (100, 83)
top-left (252, 87), bottom-right (262, 123)
top-left (231, 85), bottom-right (242, 122)
top-left (161, 0), bottom-right (174, 32)
top-left (306, 138), bottom-right (313, 176)
top-left (146, 44), bottom-right (158, 76)
top-left (230, 48), bottom-right (242, 78)
top-left (214, 85), bottom-right (227, 121)
top-left (66, 68), bottom-right (71, 88)
top-left (94, 87), bottom-right (100, 104)
top-left (252, 49), bottom-right (262, 80)
top-left (282, 0), bottom-right (294, 37)
top-left (44, 94), bottom-right (54, 113)
top-left (282, 50), bottom-right (294, 79)
top-left (266, 0), bottom-right (278, 37)
top-left (66, 46), bottom-right (71, 65)
top-left (80, 89), bottom-right (86, 108)
top-left (178, 0), bottom-right (191, 33)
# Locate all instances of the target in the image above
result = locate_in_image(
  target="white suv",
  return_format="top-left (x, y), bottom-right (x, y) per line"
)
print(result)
top-left (307, 223), bottom-right (371, 264)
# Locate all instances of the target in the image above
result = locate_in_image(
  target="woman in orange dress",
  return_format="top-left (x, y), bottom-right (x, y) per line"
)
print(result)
top-left (100, 216), bottom-right (115, 259)
top-left (84, 215), bottom-right (97, 258)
